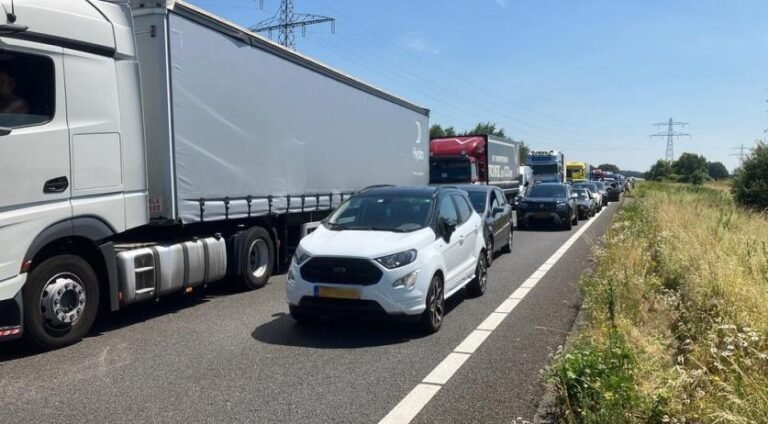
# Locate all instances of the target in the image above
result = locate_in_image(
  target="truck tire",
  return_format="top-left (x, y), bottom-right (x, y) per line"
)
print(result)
top-left (239, 227), bottom-right (275, 290)
top-left (22, 255), bottom-right (99, 350)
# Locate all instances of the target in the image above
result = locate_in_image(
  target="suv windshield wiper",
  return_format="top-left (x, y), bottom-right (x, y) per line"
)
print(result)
top-left (326, 222), bottom-right (351, 230)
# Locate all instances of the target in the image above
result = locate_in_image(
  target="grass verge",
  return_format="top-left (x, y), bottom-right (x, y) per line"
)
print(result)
top-left (550, 182), bottom-right (768, 423)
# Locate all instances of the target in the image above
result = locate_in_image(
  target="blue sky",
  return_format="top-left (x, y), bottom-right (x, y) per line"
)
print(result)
top-left (188, 0), bottom-right (768, 172)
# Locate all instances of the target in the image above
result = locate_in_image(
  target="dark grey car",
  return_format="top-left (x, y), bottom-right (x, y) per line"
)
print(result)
top-left (458, 185), bottom-right (513, 267)
top-left (517, 183), bottom-right (579, 230)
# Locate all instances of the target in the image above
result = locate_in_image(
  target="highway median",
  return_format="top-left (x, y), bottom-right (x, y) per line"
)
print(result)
top-left (548, 182), bottom-right (768, 423)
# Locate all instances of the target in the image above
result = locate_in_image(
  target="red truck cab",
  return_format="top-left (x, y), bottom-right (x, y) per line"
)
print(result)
top-left (429, 136), bottom-right (487, 184)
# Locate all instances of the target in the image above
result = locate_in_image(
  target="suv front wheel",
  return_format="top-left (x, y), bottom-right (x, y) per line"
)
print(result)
top-left (420, 275), bottom-right (445, 334)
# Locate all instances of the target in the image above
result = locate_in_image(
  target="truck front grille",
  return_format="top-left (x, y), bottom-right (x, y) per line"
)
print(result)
top-left (301, 257), bottom-right (383, 286)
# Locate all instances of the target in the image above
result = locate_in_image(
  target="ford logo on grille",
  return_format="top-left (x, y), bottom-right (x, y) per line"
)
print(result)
top-left (332, 266), bottom-right (346, 274)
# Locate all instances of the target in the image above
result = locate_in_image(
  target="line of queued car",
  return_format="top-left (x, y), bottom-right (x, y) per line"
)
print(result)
top-left (284, 177), bottom-right (630, 334)
top-left (287, 184), bottom-right (510, 334)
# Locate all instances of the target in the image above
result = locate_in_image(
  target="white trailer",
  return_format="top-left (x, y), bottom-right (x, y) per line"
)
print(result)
top-left (0, 0), bottom-right (429, 348)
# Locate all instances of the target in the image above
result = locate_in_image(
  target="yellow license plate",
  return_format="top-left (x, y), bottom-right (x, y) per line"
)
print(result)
top-left (314, 286), bottom-right (360, 299)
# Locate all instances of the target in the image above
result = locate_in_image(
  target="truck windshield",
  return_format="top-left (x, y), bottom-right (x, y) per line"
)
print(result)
top-left (430, 159), bottom-right (471, 183)
top-left (325, 194), bottom-right (434, 232)
top-left (528, 185), bottom-right (567, 198)
top-left (531, 164), bottom-right (558, 175)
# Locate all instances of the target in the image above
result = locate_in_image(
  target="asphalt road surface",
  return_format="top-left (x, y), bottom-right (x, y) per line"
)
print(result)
top-left (0, 202), bottom-right (619, 424)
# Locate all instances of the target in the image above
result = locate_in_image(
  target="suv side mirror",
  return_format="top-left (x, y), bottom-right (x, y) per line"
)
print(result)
top-left (439, 218), bottom-right (456, 242)
top-left (571, 193), bottom-right (578, 199)
top-left (492, 206), bottom-right (505, 216)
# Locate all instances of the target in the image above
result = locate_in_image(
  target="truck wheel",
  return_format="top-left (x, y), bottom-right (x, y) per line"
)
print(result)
top-left (239, 227), bottom-right (275, 290)
top-left (22, 255), bottom-right (99, 350)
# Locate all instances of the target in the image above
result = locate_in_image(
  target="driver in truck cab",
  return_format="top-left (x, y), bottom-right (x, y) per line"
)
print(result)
top-left (0, 72), bottom-right (29, 115)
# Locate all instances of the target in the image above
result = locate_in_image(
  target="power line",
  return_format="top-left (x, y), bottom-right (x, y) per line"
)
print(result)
top-left (650, 118), bottom-right (691, 161)
top-left (250, 0), bottom-right (335, 50)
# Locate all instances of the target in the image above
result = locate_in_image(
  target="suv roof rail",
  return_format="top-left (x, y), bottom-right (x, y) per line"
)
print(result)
top-left (358, 184), bottom-right (395, 193)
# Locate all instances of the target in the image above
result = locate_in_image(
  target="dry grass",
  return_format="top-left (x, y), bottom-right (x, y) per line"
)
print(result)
top-left (551, 182), bottom-right (768, 423)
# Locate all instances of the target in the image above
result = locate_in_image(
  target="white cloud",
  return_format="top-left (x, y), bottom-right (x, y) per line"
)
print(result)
top-left (495, 0), bottom-right (508, 8)
top-left (397, 34), bottom-right (440, 55)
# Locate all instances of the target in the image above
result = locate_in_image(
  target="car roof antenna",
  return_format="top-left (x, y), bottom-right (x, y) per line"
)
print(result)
top-left (6, 0), bottom-right (16, 23)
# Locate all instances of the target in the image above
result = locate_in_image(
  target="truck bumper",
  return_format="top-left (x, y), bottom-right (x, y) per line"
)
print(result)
top-left (0, 273), bottom-right (25, 341)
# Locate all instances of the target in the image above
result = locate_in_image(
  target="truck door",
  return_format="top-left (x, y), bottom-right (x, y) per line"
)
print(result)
top-left (63, 49), bottom-right (125, 232)
top-left (0, 42), bottom-right (71, 282)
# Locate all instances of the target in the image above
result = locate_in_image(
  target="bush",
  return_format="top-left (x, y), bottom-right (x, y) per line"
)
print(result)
top-left (732, 142), bottom-right (768, 210)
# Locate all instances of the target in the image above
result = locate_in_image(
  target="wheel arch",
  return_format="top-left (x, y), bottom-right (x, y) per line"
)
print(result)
top-left (23, 216), bottom-right (118, 312)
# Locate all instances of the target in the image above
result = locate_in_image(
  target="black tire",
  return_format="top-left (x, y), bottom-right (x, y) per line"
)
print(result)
top-left (563, 213), bottom-right (573, 230)
top-left (420, 275), bottom-right (444, 334)
top-left (22, 255), bottom-right (99, 350)
top-left (466, 258), bottom-right (488, 298)
top-left (485, 238), bottom-right (493, 267)
top-left (572, 210), bottom-right (579, 226)
top-left (289, 305), bottom-right (313, 324)
top-left (239, 227), bottom-right (275, 290)
top-left (500, 228), bottom-right (513, 254)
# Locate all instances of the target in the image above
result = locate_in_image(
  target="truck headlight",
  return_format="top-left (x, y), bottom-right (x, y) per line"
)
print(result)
top-left (293, 246), bottom-right (311, 265)
top-left (393, 270), bottom-right (419, 290)
top-left (376, 249), bottom-right (417, 269)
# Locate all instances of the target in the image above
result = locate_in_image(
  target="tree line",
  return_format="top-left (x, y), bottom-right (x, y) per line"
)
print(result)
top-left (646, 153), bottom-right (729, 185)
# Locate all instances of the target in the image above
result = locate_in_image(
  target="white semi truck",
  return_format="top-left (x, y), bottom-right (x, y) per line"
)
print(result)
top-left (0, 0), bottom-right (429, 348)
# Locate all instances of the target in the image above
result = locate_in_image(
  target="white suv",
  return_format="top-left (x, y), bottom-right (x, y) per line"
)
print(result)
top-left (286, 186), bottom-right (487, 333)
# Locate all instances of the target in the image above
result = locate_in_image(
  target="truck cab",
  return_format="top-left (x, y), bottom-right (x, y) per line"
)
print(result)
top-left (429, 156), bottom-right (480, 184)
top-left (0, 0), bottom-right (148, 345)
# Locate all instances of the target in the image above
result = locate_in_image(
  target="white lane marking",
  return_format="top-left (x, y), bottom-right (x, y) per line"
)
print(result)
top-left (422, 353), bottom-right (472, 385)
top-left (378, 206), bottom-right (609, 424)
top-left (477, 312), bottom-right (508, 331)
top-left (495, 298), bottom-right (521, 314)
top-left (454, 330), bottom-right (492, 354)
top-left (378, 383), bottom-right (442, 424)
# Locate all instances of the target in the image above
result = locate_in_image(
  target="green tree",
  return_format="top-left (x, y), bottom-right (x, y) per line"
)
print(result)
top-left (646, 159), bottom-right (673, 181)
top-left (518, 141), bottom-right (530, 165)
top-left (430, 124), bottom-right (456, 138)
top-left (597, 163), bottom-right (620, 173)
top-left (673, 153), bottom-right (708, 184)
top-left (707, 161), bottom-right (729, 180)
top-left (465, 121), bottom-right (506, 138)
top-left (430, 124), bottom-right (445, 138)
top-left (732, 142), bottom-right (768, 209)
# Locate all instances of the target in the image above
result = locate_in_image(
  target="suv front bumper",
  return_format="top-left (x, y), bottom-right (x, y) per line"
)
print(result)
top-left (286, 261), bottom-right (430, 317)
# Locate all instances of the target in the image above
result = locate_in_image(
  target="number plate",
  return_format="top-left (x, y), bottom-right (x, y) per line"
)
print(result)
top-left (314, 286), bottom-right (360, 299)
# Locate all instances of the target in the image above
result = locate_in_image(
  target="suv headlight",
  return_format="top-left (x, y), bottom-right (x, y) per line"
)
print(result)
top-left (293, 246), bottom-right (311, 265)
top-left (375, 249), bottom-right (418, 269)
top-left (556, 201), bottom-right (568, 210)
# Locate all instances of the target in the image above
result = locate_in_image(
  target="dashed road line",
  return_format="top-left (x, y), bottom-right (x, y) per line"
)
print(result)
top-left (378, 206), bottom-right (609, 424)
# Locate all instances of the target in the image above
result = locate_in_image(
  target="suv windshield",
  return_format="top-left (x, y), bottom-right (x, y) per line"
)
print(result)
top-left (430, 159), bottom-right (471, 183)
top-left (466, 191), bottom-right (487, 214)
top-left (528, 185), bottom-right (567, 198)
top-left (326, 194), bottom-right (434, 232)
